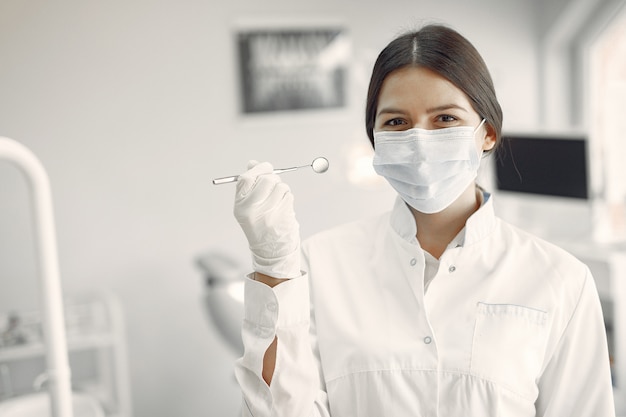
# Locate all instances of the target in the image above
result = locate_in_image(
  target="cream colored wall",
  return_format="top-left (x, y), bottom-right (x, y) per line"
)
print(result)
top-left (0, 1), bottom-right (541, 416)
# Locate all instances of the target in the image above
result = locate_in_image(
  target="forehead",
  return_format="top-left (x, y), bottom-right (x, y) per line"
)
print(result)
top-left (377, 66), bottom-right (472, 111)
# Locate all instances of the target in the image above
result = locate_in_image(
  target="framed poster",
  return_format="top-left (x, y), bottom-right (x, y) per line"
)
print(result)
top-left (236, 27), bottom-right (348, 114)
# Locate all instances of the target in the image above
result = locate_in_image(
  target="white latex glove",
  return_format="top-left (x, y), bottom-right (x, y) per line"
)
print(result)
top-left (233, 160), bottom-right (301, 279)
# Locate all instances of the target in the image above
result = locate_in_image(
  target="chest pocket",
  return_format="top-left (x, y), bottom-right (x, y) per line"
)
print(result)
top-left (470, 302), bottom-right (548, 400)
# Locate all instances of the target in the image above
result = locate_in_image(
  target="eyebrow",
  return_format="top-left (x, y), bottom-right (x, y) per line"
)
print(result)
top-left (426, 104), bottom-right (469, 113)
top-left (376, 103), bottom-right (469, 117)
top-left (376, 107), bottom-right (406, 117)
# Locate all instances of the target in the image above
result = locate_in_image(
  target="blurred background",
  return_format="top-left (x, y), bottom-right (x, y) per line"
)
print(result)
top-left (1, 0), bottom-right (625, 416)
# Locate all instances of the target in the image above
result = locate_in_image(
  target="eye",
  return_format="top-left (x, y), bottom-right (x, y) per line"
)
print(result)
top-left (437, 114), bottom-right (458, 123)
top-left (383, 118), bottom-right (408, 127)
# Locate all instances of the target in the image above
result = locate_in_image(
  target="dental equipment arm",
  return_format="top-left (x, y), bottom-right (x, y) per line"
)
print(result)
top-left (0, 137), bottom-right (73, 417)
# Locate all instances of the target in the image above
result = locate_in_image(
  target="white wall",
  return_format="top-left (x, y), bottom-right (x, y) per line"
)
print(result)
top-left (0, 1), bottom-right (540, 416)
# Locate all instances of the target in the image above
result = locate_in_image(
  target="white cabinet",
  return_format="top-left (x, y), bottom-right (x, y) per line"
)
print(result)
top-left (0, 293), bottom-right (132, 417)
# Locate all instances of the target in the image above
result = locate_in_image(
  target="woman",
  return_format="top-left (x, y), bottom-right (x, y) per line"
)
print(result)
top-left (232, 24), bottom-right (615, 416)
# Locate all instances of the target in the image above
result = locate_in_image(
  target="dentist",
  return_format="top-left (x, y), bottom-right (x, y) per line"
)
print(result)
top-left (231, 24), bottom-right (615, 416)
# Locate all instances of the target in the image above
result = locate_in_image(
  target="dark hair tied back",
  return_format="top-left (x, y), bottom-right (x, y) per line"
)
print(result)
top-left (365, 24), bottom-right (503, 152)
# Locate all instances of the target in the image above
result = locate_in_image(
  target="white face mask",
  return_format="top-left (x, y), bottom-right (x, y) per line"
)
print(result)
top-left (373, 119), bottom-right (486, 214)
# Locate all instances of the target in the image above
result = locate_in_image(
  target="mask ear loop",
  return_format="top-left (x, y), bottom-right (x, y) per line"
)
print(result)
top-left (474, 118), bottom-right (488, 159)
top-left (473, 118), bottom-right (487, 133)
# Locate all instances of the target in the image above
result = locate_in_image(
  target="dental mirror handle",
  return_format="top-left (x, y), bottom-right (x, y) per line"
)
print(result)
top-left (212, 165), bottom-right (307, 185)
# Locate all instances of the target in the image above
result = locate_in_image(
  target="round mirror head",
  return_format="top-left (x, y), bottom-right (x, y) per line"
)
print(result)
top-left (311, 157), bottom-right (329, 174)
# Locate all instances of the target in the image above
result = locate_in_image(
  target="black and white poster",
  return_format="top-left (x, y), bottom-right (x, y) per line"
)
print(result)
top-left (237, 28), bottom-right (348, 114)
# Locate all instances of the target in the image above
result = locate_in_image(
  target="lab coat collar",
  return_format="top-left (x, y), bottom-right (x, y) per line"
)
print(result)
top-left (390, 190), bottom-right (496, 247)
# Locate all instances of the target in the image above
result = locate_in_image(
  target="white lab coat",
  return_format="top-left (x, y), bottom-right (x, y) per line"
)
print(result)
top-left (234, 194), bottom-right (615, 416)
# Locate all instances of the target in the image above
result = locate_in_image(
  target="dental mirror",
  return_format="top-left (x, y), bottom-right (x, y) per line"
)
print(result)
top-left (212, 157), bottom-right (329, 185)
top-left (310, 157), bottom-right (330, 174)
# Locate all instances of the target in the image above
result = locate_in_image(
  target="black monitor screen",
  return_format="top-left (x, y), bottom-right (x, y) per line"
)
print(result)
top-left (494, 135), bottom-right (588, 199)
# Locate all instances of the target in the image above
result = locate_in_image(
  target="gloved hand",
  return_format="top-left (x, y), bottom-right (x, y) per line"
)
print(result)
top-left (233, 160), bottom-right (301, 279)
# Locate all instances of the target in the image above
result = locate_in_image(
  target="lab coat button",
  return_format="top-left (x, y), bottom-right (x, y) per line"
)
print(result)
top-left (423, 336), bottom-right (432, 344)
top-left (266, 302), bottom-right (277, 312)
top-left (410, 258), bottom-right (417, 266)
top-left (448, 265), bottom-right (456, 273)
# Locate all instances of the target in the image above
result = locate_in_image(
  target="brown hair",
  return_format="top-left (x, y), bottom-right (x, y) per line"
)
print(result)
top-left (365, 24), bottom-right (503, 151)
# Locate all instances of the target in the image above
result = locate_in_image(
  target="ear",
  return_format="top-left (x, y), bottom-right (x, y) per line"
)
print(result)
top-left (481, 122), bottom-right (497, 151)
